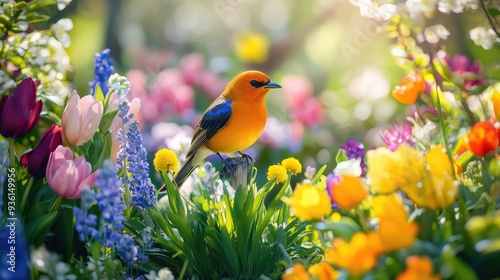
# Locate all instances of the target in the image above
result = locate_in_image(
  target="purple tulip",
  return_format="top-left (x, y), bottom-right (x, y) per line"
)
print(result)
top-left (20, 125), bottom-right (63, 179)
top-left (0, 78), bottom-right (42, 138)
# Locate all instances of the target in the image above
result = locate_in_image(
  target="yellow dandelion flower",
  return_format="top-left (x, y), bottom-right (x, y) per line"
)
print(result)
top-left (267, 164), bottom-right (287, 183)
top-left (153, 148), bottom-right (179, 173)
top-left (281, 157), bottom-right (302, 175)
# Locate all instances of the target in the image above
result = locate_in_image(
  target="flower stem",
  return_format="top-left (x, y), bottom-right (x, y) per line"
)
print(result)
top-left (8, 138), bottom-right (15, 168)
top-left (479, 0), bottom-right (500, 38)
top-left (356, 207), bottom-right (369, 232)
top-left (49, 195), bottom-right (64, 213)
top-left (20, 176), bottom-right (33, 217)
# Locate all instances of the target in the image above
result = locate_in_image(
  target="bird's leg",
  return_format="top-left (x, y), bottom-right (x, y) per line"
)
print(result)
top-left (237, 151), bottom-right (254, 165)
top-left (218, 152), bottom-right (237, 178)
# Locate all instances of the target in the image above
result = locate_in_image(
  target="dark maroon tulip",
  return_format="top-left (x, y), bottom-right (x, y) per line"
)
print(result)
top-left (21, 125), bottom-right (63, 179)
top-left (0, 78), bottom-right (42, 138)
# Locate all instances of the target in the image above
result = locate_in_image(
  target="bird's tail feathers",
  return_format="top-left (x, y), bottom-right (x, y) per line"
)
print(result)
top-left (174, 156), bottom-right (198, 188)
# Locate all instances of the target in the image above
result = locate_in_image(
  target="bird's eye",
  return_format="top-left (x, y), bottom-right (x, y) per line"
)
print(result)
top-left (250, 80), bottom-right (265, 88)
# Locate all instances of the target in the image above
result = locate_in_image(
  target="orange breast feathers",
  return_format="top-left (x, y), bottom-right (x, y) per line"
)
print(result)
top-left (204, 99), bottom-right (267, 153)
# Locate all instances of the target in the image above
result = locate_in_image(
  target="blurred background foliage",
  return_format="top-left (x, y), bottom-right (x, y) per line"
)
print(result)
top-left (49, 0), bottom-right (500, 181)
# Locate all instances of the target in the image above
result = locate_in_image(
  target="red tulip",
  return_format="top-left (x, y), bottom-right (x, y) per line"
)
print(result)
top-left (20, 125), bottom-right (63, 178)
top-left (0, 78), bottom-right (42, 138)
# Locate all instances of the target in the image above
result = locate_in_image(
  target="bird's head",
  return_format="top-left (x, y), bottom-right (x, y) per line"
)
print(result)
top-left (223, 70), bottom-right (281, 103)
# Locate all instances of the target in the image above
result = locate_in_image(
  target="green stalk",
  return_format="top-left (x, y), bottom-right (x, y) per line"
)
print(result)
top-left (434, 86), bottom-right (457, 175)
top-left (48, 195), bottom-right (63, 213)
top-left (20, 176), bottom-right (33, 217)
top-left (8, 138), bottom-right (15, 169)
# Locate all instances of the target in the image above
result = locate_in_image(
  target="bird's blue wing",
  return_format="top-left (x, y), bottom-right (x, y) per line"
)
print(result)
top-left (200, 98), bottom-right (232, 138)
top-left (186, 97), bottom-right (232, 157)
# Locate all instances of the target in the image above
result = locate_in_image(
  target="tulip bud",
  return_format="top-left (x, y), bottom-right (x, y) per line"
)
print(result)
top-left (46, 145), bottom-right (98, 199)
top-left (20, 125), bottom-right (63, 178)
top-left (62, 91), bottom-right (103, 146)
top-left (0, 78), bottom-right (42, 138)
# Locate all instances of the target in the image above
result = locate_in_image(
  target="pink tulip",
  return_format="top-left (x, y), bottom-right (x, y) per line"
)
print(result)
top-left (62, 91), bottom-right (103, 146)
top-left (46, 145), bottom-right (98, 199)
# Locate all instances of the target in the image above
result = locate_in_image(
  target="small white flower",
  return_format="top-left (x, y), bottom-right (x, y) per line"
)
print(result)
top-left (350, 0), bottom-right (398, 21)
top-left (438, 0), bottom-right (477, 13)
top-left (16, 21), bottom-right (28, 32)
top-left (108, 73), bottom-right (131, 98)
top-left (333, 158), bottom-right (363, 177)
top-left (406, 0), bottom-right (437, 19)
top-left (56, 0), bottom-right (73, 11)
top-left (423, 24), bottom-right (450, 44)
top-left (470, 26), bottom-right (499, 50)
top-left (52, 18), bottom-right (73, 48)
top-left (157, 267), bottom-right (175, 280)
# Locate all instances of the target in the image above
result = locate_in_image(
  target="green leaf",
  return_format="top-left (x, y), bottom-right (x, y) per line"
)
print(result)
top-left (441, 248), bottom-right (479, 280)
top-left (94, 83), bottom-right (105, 103)
top-left (316, 217), bottom-right (361, 241)
top-left (99, 108), bottom-right (118, 133)
top-left (95, 132), bottom-right (112, 169)
top-left (432, 57), bottom-right (452, 82)
top-left (335, 149), bottom-right (348, 164)
top-left (25, 211), bottom-right (58, 247)
top-left (26, 0), bottom-right (57, 11)
top-left (0, 15), bottom-right (10, 27)
top-left (14, 1), bottom-right (29, 10)
top-left (311, 164), bottom-right (327, 185)
top-left (488, 7), bottom-right (500, 17)
top-left (87, 132), bottom-right (103, 166)
top-left (23, 13), bottom-right (50, 24)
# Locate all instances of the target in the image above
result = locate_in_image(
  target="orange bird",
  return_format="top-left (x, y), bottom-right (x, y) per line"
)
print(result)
top-left (175, 71), bottom-right (281, 187)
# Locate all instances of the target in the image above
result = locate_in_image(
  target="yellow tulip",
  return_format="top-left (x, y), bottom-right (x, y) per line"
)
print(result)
top-left (325, 231), bottom-right (383, 277)
top-left (372, 195), bottom-right (419, 252)
top-left (289, 183), bottom-right (331, 221)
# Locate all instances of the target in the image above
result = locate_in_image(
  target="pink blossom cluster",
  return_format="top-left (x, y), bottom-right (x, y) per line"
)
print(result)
top-left (126, 53), bottom-right (227, 124)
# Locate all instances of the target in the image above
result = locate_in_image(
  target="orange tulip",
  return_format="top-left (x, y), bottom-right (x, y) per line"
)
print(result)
top-left (308, 262), bottom-right (338, 280)
top-left (392, 71), bottom-right (425, 105)
top-left (282, 264), bottom-right (310, 280)
top-left (396, 256), bottom-right (441, 280)
top-left (328, 175), bottom-right (368, 210)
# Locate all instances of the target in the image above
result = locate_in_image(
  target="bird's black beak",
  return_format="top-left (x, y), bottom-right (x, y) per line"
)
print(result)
top-left (264, 81), bottom-right (282, 89)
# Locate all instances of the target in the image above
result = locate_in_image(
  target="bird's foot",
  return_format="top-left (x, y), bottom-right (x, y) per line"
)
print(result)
top-left (220, 158), bottom-right (237, 178)
top-left (237, 152), bottom-right (254, 165)
top-left (218, 152), bottom-right (254, 179)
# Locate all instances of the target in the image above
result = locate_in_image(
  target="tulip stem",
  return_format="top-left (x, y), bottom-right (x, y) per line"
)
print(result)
top-left (8, 138), bottom-right (16, 168)
top-left (356, 207), bottom-right (369, 232)
top-left (49, 195), bottom-right (64, 213)
top-left (20, 177), bottom-right (34, 217)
